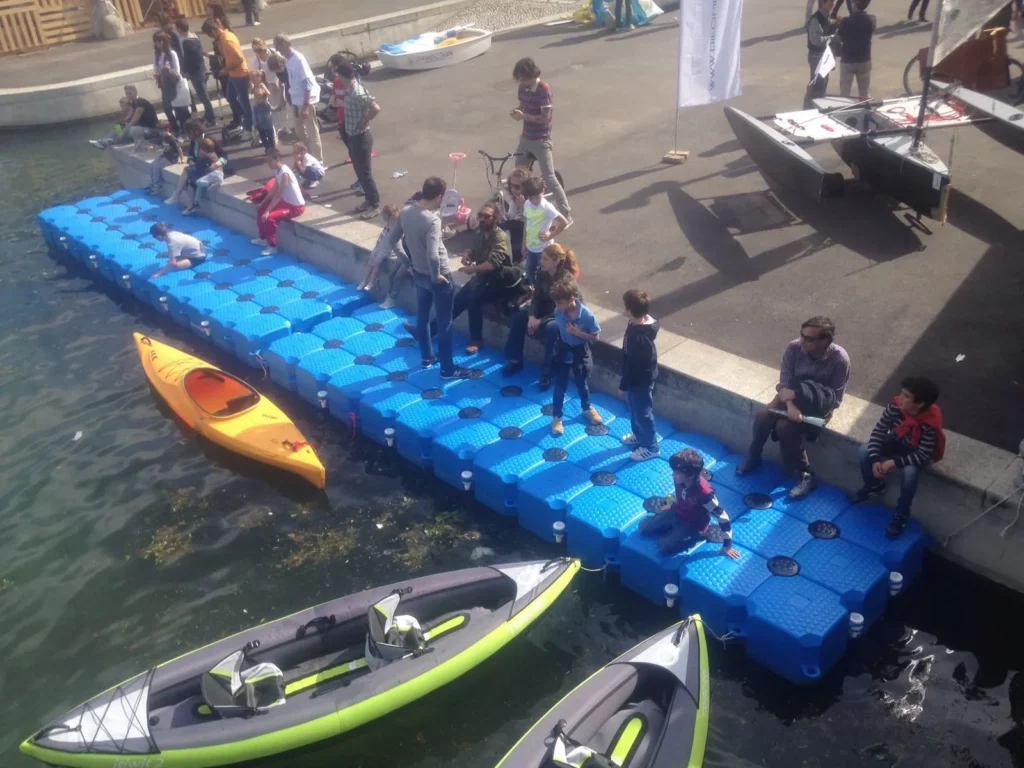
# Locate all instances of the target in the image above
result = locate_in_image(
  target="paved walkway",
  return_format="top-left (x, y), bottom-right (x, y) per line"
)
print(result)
top-left (0, 0), bottom-right (430, 88)
top-left (212, 0), bottom-right (1024, 452)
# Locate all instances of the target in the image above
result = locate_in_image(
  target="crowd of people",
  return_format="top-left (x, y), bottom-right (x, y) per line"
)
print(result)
top-left (93, 6), bottom-right (950, 555)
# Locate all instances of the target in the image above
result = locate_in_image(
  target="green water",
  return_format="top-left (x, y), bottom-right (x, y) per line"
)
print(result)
top-left (0, 122), bottom-right (1022, 768)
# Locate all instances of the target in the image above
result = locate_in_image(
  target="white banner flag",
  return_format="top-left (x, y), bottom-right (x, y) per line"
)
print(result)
top-left (677, 0), bottom-right (744, 108)
top-left (813, 41), bottom-right (836, 82)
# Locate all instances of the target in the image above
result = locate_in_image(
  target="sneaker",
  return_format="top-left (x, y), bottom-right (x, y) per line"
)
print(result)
top-left (584, 406), bottom-right (603, 425)
top-left (421, 357), bottom-right (438, 368)
top-left (240, 130), bottom-right (253, 142)
top-left (89, 139), bottom-right (106, 149)
top-left (440, 367), bottom-right (473, 380)
top-left (551, 417), bottom-right (564, 436)
top-left (261, 245), bottom-right (277, 255)
top-left (348, 180), bottom-right (362, 190)
top-left (885, 515), bottom-right (908, 539)
top-left (252, 20), bottom-right (261, 26)
top-left (306, 180), bottom-right (320, 189)
top-left (226, 126), bottom-right (243, 138)
top-left (501, 361), bottom-right (523, 377)
top-left (630, 446), bottom-right (659, 461)
top-left (852, 484), bottom-right (885, 504)
top-left (250, 237), bottom-right (268, 246)
top-left (359, 205), bottom-right (380, 221)
top-left (789, 472), bottom-right (817, 500)
top-left (182, 203), bottom-right (200, 216)
top-left (621, 433), bottom-right (639, 446)
top-left (378, 296), bottom-right (397, 309)
top-left (562, 215), bottom-right (574, 230)
top-left (734, 455), bottom-right (761, 476)
top-left (164, 196), bottom-right (178, 206)
top-left (465, 341), bottom-right (481, 354)
top-left (537, 375), bottom-right (551, 392)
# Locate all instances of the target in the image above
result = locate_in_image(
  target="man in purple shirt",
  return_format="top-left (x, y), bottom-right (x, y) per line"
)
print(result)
top-left (736, 316), bottom-right (851, 499)
top-left (510, 57), bottom-right (571, 220)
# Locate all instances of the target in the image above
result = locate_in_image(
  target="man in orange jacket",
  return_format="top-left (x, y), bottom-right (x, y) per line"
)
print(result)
top-left (202, 17), bottom-right (252, 141)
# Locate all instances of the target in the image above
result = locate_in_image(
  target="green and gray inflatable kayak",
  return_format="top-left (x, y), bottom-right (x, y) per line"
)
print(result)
top-left (22, 558), bottom-right (580, 768)
top-left (496, 615), bottom-right (710, 768)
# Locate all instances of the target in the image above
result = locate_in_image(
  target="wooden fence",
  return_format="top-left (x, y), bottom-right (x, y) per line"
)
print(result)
top-left (0, 0), bottom-right (264, 55)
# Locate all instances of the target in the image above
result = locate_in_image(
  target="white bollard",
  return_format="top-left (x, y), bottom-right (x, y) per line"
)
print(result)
top-left (889, 571), bottom-right (904, 596)
top-left (316, 390), bottom-right (328, 410)
top-left (384, 427), bottom-right (395, 447)
top-left (664, 583), bottom-right (679, 609)
top-left (849, 612), bottom-right (864, 638)
top-left (552, 520), bottom-right (566, 544)
top-left (158, 296), bottom-right (169, 312)
top-left (200, 320), bottom-right (211, 337)
top-left (461, 470), bottom-right (473, 491)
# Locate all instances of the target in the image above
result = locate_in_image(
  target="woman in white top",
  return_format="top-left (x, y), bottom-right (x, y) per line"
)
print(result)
top-left (251, 38), bottom-right (292, 135)
top-left (153, 31), bottom-right (191, 134)
top-left (252, 149), bottom-right (306, 255)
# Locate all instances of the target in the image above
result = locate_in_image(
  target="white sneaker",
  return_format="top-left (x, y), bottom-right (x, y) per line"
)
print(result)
top-left (621, 433), bottom-right (639, 446)
top-left (630, 447), bottom-right (659, 462)
top-left (250, 237), bottom-right (267, 246)
top-left (89, 139), bottom-right (106, 149)
top-left (252, 20), bottom-right (261, 26)
top-left (379, 296), bottom-right (397, 309)
top-left (306, 180), bottom-right (320, 189)
top-left (164, 196), bottom-right (178, 206)
top-left (261, 245), bottom-right (277, 255)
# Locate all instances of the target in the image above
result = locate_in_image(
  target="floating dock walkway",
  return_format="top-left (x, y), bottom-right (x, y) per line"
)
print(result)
top-left (38, 188), bottom-right (930, 685)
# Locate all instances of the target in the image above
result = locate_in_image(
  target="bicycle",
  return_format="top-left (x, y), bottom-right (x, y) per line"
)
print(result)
top-left (902, 30), bottom-right (1024, 104)
top-left (476, 149), bottom-right (566, 216)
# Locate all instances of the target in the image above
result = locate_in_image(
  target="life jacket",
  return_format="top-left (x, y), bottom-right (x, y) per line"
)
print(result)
top-left (892, 397), bottom-right (945, 462)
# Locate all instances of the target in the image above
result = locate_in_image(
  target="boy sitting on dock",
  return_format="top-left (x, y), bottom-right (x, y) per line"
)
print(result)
top-left (549, 278), bottom-right (602, 436)
top-left (149, 223), bottom-right (207, 277)
top-left (640, 448), bottom-right (741, 558)
top-left (854, 377), bottom-right (944, 538)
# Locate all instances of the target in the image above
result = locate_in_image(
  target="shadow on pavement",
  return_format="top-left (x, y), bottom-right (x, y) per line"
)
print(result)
top-left (742, 27), bottom-right (805, 48)
top-left (867, 232), bottom-right (1024, 449)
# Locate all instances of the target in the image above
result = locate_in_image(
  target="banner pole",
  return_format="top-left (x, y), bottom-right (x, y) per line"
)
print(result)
top-left (663, 2), bottom-right (689, 164)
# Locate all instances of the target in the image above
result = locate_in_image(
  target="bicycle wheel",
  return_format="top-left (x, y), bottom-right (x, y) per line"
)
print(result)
top-left (903, 52), bottom-right (926, 95)
top-left (1007, 58), bottom-right (1024, 104)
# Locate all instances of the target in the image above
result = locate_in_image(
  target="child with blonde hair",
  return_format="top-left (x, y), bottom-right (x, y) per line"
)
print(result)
top-left (358, 204), bottom-right (403, 292)
top-left (250, 70), bottom-right (276, 153)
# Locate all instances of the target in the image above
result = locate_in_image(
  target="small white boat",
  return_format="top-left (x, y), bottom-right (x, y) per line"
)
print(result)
top-left (377, 27), bottom-right (492, 71)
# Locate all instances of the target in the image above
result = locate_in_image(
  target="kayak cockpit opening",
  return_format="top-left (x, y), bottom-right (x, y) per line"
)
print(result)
top-left (184, 368), bottom-right (261, 417)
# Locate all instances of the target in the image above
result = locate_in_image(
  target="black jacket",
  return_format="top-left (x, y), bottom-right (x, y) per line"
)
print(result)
top-left (181, 35), bottom-right (207, 78)
top-left (792, 378), bottom-right (838, 418)
top-left (529, 266), bottom-right (581, 322)
top-left (619, 317), bottom-right (659, 389)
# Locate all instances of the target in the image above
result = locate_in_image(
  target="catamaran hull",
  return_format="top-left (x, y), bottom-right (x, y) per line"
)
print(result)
top-left (833, 136), bottom-right (949, 219)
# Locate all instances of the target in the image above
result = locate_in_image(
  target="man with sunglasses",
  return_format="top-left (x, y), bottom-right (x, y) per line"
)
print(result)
top-left (736, 316), bottom-right (850, 499)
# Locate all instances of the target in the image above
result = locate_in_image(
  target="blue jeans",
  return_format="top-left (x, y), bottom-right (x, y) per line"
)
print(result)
top-left (415, 273), bottom-right (455, 373)
top-left (227, 76), bottom-right (253, 131)
top-left (525, 249), bottom-right (542, 284)
top-left (627, 383), bottom-right (657, 451)
top-left (858, 442), bottom-right (923, 523)
top-left (190, 74), bottom-right (216, 124)
top-left (504, 307), bottom-right (557, 373)
top-left (551, 341), bottom-right (591, 419)
top-left (639, 510), bottom-right (699, 555)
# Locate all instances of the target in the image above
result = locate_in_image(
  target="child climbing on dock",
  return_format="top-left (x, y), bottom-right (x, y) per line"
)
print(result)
top-left (640, 448), bottom-right (741, 558)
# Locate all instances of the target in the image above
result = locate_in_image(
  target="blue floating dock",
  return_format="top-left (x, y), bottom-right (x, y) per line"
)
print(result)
top-left (39, 188), bottom-right (932, 686)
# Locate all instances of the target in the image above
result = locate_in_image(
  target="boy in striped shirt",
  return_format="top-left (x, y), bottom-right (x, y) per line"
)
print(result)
top-left (855, 377), bottom-right (944, 538)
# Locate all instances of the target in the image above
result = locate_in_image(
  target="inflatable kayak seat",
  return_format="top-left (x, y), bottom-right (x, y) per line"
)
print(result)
top-left (200, 650), bottom-right (285, 716)
top-left (365, 592), bottom-right (429, 672)
top-left (549, 698), bottom-right (663, 768)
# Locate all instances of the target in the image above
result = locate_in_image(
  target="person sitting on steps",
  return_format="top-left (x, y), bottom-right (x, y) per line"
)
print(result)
top-left (736, 316), bottom-right (851, 500)
top-left (854, 377), bottom-right (944, 539)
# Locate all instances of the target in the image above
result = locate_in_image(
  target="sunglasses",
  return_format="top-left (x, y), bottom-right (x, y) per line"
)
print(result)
top-left (478, 213), bottom-right (494, 220)
top-left (800, 333), bottom-right (826, 342)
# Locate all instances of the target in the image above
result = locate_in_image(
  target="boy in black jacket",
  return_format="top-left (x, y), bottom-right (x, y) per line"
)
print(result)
top-left (619, 289), bottom-right (660, 461)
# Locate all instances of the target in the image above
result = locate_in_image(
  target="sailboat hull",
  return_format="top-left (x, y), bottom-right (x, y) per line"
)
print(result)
top-left (834, 136), bottom-right (949, 219)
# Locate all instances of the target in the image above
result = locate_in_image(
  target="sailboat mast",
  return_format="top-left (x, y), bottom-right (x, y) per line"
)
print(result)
top-left (912, 0), bottom-right (945, 149)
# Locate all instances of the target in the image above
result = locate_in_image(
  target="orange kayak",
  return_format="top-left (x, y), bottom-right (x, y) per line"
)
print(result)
top-left (133, 333), bottom-right (326, 488)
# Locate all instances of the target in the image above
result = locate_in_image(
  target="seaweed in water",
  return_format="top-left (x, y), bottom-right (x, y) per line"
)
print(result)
top-left (141, 523), bottom-right (192, 565)
top-left (278, 529), bottom-right (357, 569)
top-left (397, 511), bottom-right (481, 569)
top-left (0, 578), bottom-right (12, 595)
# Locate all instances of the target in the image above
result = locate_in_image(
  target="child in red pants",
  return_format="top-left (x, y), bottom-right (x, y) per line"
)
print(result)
top-left (251, 149), bottom-right (305, 255)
